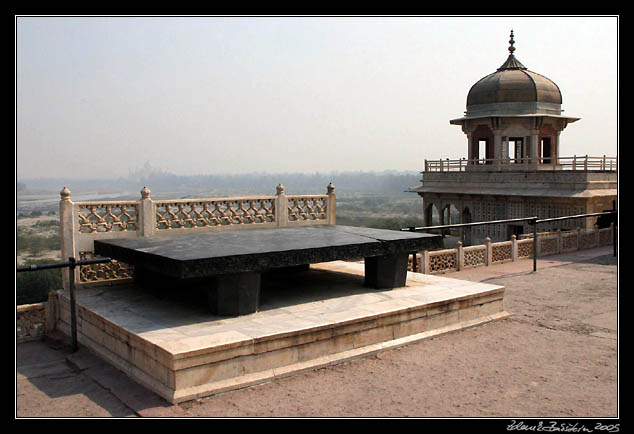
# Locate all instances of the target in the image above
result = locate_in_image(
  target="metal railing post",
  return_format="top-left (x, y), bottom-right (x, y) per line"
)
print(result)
top-left (17, 256), bottom-right (112, 352)
top-left (401, 211), bottom-right (616, 273)
top-left (68, 257), bottom-right (78, 352)
top-left (613, 200), bottom-right (617, 257)
top-left (532, 217), bottom-right (538, 272)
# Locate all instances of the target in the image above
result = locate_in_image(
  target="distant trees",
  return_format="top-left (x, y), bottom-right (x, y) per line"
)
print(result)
top-left (16, 260), bottom-right (62, 305)
top-left (336, 215), bottom-right (425, 231)
top-left (18, 170), bottom-right (422, 197)
top-left (16, 215), bottom-right (62, 304)
top-left (16, 223), bottom-right (60, 257)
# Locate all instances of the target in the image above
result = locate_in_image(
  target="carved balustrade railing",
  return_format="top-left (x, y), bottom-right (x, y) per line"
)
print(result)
top-left (424, 155), bottom-right (617, 173)
top-left (410, 225), bottom-right (615, 275)
top-left (59, 183), bottom-right (336, 289)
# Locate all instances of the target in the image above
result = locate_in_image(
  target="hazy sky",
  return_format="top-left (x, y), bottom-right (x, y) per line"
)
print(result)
top-left (15, 16), bottom-right (618, 180)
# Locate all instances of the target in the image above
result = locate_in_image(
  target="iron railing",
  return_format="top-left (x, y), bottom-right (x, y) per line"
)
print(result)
top-left (16, 207), bottom-right (617, 351)
top-left (17, 256), bottom-right (112, 352)
top-left (403, 209), bottom-right (617, 272)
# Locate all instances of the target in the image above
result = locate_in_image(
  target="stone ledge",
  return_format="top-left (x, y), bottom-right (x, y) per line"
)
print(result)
top-left (17, 302), bottom-right (48, 343)
top-left (171, 310), bottom-right (511, 403)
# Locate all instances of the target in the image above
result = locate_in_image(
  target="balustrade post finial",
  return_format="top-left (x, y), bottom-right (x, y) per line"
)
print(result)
top-left (275, 184), bottom-right (288, 227)
top-left (485, 237), bottom-right (492, 266)
top-left (141, 186), bottom-right (151, 200)
top-left (59, 186), bottom-right (74, 291)
top-left (456, 240), bottom-right (463, 271)
top-left (60, 186), bottom-right (71, 201)
top-left (140, 186), bottom-right (153, 237)
top-left (326, 182), bottom-right (336, 225)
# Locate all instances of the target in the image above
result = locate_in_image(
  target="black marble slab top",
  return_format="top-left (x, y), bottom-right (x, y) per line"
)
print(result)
top-left (94, 225), bottom-right (442, 279)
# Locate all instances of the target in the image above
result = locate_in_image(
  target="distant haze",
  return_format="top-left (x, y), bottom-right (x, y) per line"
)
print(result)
top-left (16, 16), bottom-right (618, 181)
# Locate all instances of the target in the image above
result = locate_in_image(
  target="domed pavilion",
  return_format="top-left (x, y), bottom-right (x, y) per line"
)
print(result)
top-left (411, 31), bottom-right (617, 245)
top-left (449, 30), bottom-right (579, 166)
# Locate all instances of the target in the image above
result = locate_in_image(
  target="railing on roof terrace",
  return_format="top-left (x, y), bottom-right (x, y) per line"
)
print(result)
top-left (17, 183), bottom-right (337, 352)
top-left (57, 183), bottom-right (337, 290)
top-left (402, 209), bottom-right (617, 273)
top-left (424, 155), bottom-right (617, 172)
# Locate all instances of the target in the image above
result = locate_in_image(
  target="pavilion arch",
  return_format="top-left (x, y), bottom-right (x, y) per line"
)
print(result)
top-left (441, 203), bottom-right (460, 226)
top-left (424, 202), bottom-right (441, 228)
top-left (462, 206), bottom-right (473, 245)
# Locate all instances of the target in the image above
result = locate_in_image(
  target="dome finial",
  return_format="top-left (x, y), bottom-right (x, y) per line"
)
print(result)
top-left (508, 29), bottom-right (516, 55)
top-left (497, 29), bottom-right (526, 71)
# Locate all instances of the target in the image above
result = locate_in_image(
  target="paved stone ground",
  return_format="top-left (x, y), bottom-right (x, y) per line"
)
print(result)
top-left (15, 246), bottom-right (618, 422)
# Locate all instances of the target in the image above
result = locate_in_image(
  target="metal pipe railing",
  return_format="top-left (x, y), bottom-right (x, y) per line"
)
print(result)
top-left (17, 256), bottom-right (112, 352)
top-left (403, 209), bottom-right (617, 272)
top-left (16, 257), bottom-right (112, 273)
top-left (403, 216), bottom-right (539, 232)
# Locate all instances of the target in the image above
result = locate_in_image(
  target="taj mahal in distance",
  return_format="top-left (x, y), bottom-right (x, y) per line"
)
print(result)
top-left (410, 30), bottom-right (617, 245)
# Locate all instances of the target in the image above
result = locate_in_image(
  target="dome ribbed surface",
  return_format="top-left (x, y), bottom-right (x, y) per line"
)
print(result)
top-left (466, 67), bottom-right (562, 107)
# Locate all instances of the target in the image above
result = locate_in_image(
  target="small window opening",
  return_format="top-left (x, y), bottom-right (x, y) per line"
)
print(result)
top-left (541, 138), bottom-right (552, 164)
top-left (509, 137), bottom-right (523, 163)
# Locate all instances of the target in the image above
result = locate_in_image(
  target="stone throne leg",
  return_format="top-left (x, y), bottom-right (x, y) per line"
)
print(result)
top-left (134, 265), bottom-right (171, 299)
top-left (364, 253), bottom-right (409, 289)
top-left (134, 265), bottom-right (261, 316)
top-left (207, 272), bottom-right (261, 316)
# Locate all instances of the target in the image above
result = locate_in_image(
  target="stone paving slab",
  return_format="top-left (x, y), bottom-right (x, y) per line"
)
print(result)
top-left (65, 347), bottom-right (190, 417)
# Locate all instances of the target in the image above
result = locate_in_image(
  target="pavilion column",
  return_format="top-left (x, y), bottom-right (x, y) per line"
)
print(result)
top-left (554, 131), bottom-right (561, 163)
top-left (466, 132), bottom-right (474, 163)
top-left (528, 131), bottom-right (539, 166)
top-left (501, 136), bottom-right (509, 161)
top-left (423, 198), bottom-right (431, 227)
top-left (439, 203), bottom-right (447, 237)
top-left (493, 130), bottom-right (503, 168)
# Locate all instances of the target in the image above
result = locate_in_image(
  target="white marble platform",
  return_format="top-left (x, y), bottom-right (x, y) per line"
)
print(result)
top-left (55, 261), bottom-right (510, 403)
